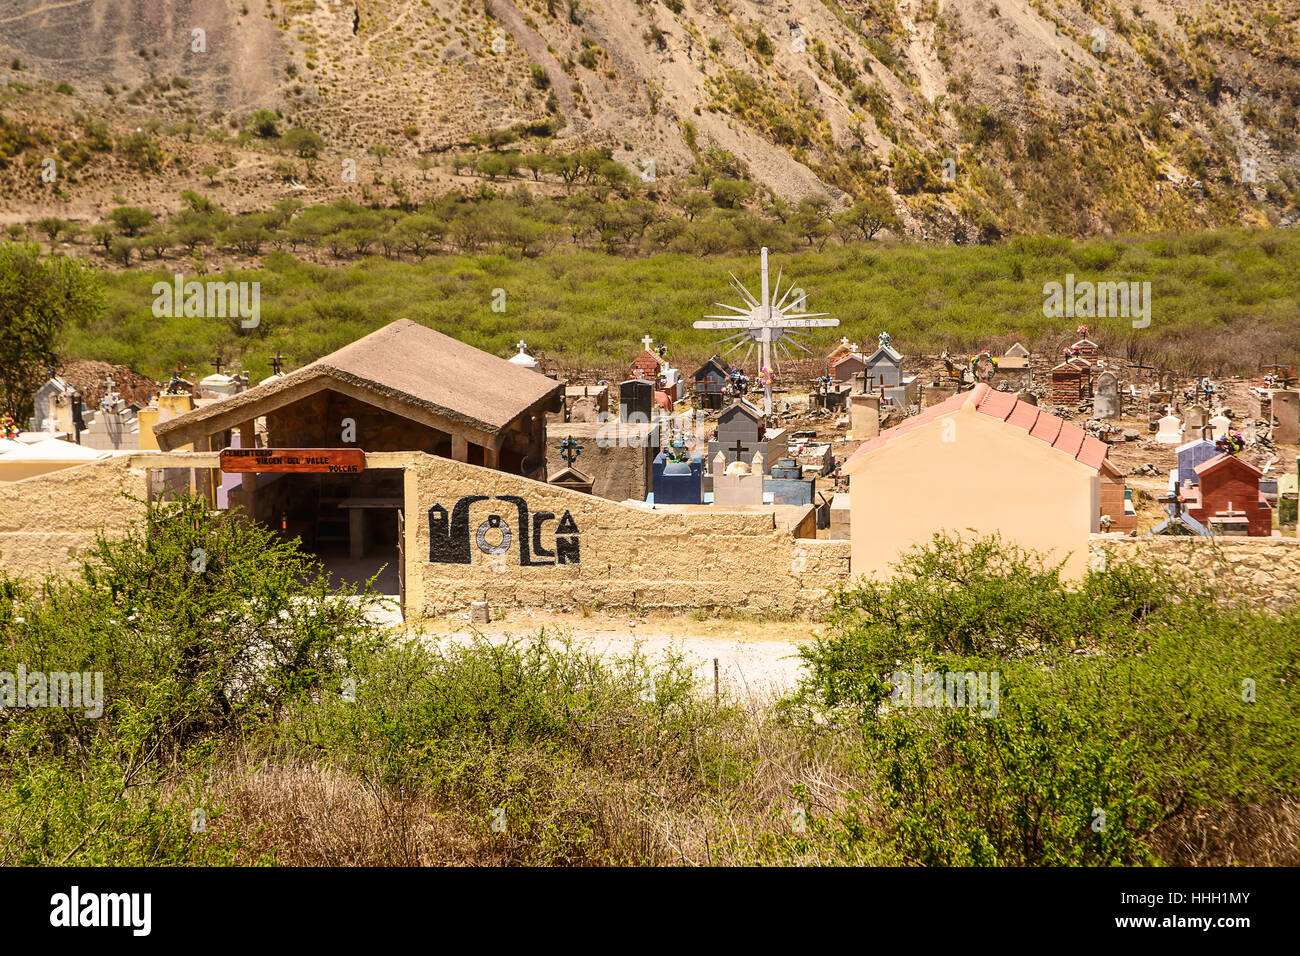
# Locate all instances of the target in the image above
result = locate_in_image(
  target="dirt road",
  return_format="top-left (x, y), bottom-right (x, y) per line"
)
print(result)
top-left (412, 609), bottom-right (822, 700)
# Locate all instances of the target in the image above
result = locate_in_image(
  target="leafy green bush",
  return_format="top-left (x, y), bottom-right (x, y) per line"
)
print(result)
top-left (0, 496), bottom-right (383, 863)
top-left (784, 534), bottom-right (1300, 865)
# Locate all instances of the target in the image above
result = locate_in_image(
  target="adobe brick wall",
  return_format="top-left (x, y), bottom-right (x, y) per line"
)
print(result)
top-left (409, 454), bottom-right (850, 617)
top-left (1, 451), bottom-right (851, 619)
top-left (0, 456), bottom-right (150, 579)
top-left (544, 421), bottom-right (654, 502)
top-left (1092, 535), bottom-right (1300, 609)
top-left (268, 389), bottom-right (448, 454)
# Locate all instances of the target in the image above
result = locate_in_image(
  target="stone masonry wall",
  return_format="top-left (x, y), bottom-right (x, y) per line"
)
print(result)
top-left (0, 456), bottom-right (150, 579)
top-left (410, 454), bottom-right (850, 617)
top-left (1092, 535), bottom-right (1300, 609)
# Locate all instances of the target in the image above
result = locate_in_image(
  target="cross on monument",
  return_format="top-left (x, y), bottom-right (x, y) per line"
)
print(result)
top-left (695, 247), bottom-right (839, 417)
top-left (729, 438), bottom-right (747, 464)
top-left (1158, 480), bottom-right (1185, 519)
top-left (516, 340), bottom-right (528, 353)
top-left (641, 334), bottom-right (654, 351)
top-left (271, 352), bottom-right (284, 375)
top-left (213, 353), bottom-right (224, 375)
top-left (560, 438), bottom-right (582, 466)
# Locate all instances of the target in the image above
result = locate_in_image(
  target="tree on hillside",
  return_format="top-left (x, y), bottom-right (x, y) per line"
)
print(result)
top-left (35, 217), bottom-right (71, 242)
top-left (835, 192), bottom-right (901, 241)
top-left (249, 109), bottom-right (280, 138)
top-left (109, 206), bottom-right (153, 236)
top-left (282, 127), bottom-right (324, 159)
top-left (0, 243), bottom-right (103, 420)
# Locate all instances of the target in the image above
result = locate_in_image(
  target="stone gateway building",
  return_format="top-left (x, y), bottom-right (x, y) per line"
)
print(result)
top-left (150, 320), bottom-right (563, 580)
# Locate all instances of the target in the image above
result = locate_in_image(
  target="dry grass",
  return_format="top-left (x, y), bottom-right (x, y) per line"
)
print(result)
top-left (1148, 797), bottom-right (1300, 867)
top-left (201, 758), bottom-right (507, 866)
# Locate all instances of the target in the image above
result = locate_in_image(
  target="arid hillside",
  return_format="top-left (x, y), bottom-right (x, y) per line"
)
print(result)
top-left (1, 0), bottom-right (1299, 237)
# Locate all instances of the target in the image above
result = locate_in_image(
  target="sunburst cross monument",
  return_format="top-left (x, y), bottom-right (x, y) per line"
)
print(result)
top-left (694, 246), bottom-right (839, 416)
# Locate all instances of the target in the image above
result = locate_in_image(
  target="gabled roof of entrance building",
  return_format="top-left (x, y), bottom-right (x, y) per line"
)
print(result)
top-left (154, 320), bottom-right (562, 447)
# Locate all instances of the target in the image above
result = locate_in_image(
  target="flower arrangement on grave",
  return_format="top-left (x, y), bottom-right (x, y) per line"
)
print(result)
top-left (969, 351), bottom-right (997, 382)
top-left (1063, 345), bottom-right (1081, 358)
top-left (815, 373), bottom-right (834, 392)
top-left (758, 366), bottom-right (775, 389)
top-left (725, 369), bottom-right (750, 396)
top-left (164, 368), bottom-right (189, 395)
top-left (558, 436), bottom-right (583, 465)
top-left (655, 344), bottom-right (668, 360)
top-left (1215, 432), bottom-right (1245, 457)
top-left (1, 414), bottom-right (19, 440)
top-left (1263, 372), bottom-right (1278, 388)
top-left (1076, 325), bottom-right (1089, 337)
top-left (1099, 514), bottom-right (1113, 531)
top-left (877, 331), bottom-right (892, 350)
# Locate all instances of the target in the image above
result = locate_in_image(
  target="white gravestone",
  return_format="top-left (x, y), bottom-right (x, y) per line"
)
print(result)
top-left (1155, 414), bottom-right (1184, 444)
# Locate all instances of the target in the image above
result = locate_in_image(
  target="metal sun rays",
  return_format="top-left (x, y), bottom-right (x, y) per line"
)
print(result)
top-left (693, 247), bottom-right (839, 414)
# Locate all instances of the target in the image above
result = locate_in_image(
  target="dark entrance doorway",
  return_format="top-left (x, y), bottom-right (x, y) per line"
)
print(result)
top-left (222, 467), bottom-right (404, 596)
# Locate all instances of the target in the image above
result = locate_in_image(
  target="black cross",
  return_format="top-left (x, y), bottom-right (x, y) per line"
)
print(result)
top-left (1260, 358), bottom-right (1297, 388)
top-left (729, 438), bottom-right (747, 463)
top-left (561, 440), bottom-right (581, 466)
top-left (1158, 480), bottom-right (1185, 519)
top-left (271, 352), bottom-right (284, 375)
top-left (1126, 360), bottom-right (1156, 381)
top-left (213, 353), bottom-right (224, 375)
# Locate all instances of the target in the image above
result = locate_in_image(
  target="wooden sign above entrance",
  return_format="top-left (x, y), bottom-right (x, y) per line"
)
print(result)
top-left (219, 448), bottom-right (365, 474)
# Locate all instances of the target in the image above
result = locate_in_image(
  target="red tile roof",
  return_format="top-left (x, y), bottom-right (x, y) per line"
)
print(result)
top-left (1194, 453), bottom-right (1263, 480)
top-left (832, 352), bottom-right (867, 369)
top-left (845, 383), bottom-right (1109, 471)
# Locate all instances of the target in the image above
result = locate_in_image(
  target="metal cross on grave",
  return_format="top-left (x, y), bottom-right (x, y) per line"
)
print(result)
top-left (559, 437), bottom-right (582, 466)
top-left (695, 247), bottom-right (839, 417)
top-left (1158, 480), bottom-right (1185, 519)
top-left (213, 353), bottom-right (224, 375)
top-left (271, 352), bottom-right (284, 375)
top-left (729, 438), bottom-right (747, 464)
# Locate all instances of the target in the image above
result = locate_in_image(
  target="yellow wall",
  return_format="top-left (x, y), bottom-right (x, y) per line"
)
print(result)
top-left (848, 406), bottom-right (1100, 580)
top-left (0, 459), bottom-right (93, 483)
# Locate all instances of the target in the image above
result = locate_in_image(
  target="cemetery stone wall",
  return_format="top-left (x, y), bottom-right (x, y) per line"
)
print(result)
top-left (409, 454), bottom-right (849, 617)
top-left (1092, 536), bottom-right (1300, 609)
top-left (0, 456), bottom-right (150, 579)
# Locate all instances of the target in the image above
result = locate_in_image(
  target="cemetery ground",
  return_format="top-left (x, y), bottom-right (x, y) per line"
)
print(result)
top-left (2, 498), bottom-right (1297, 867)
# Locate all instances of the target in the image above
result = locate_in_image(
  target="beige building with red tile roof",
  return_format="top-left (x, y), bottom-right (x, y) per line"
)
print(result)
top-left (843, 383), bottom-right (1109, 580)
